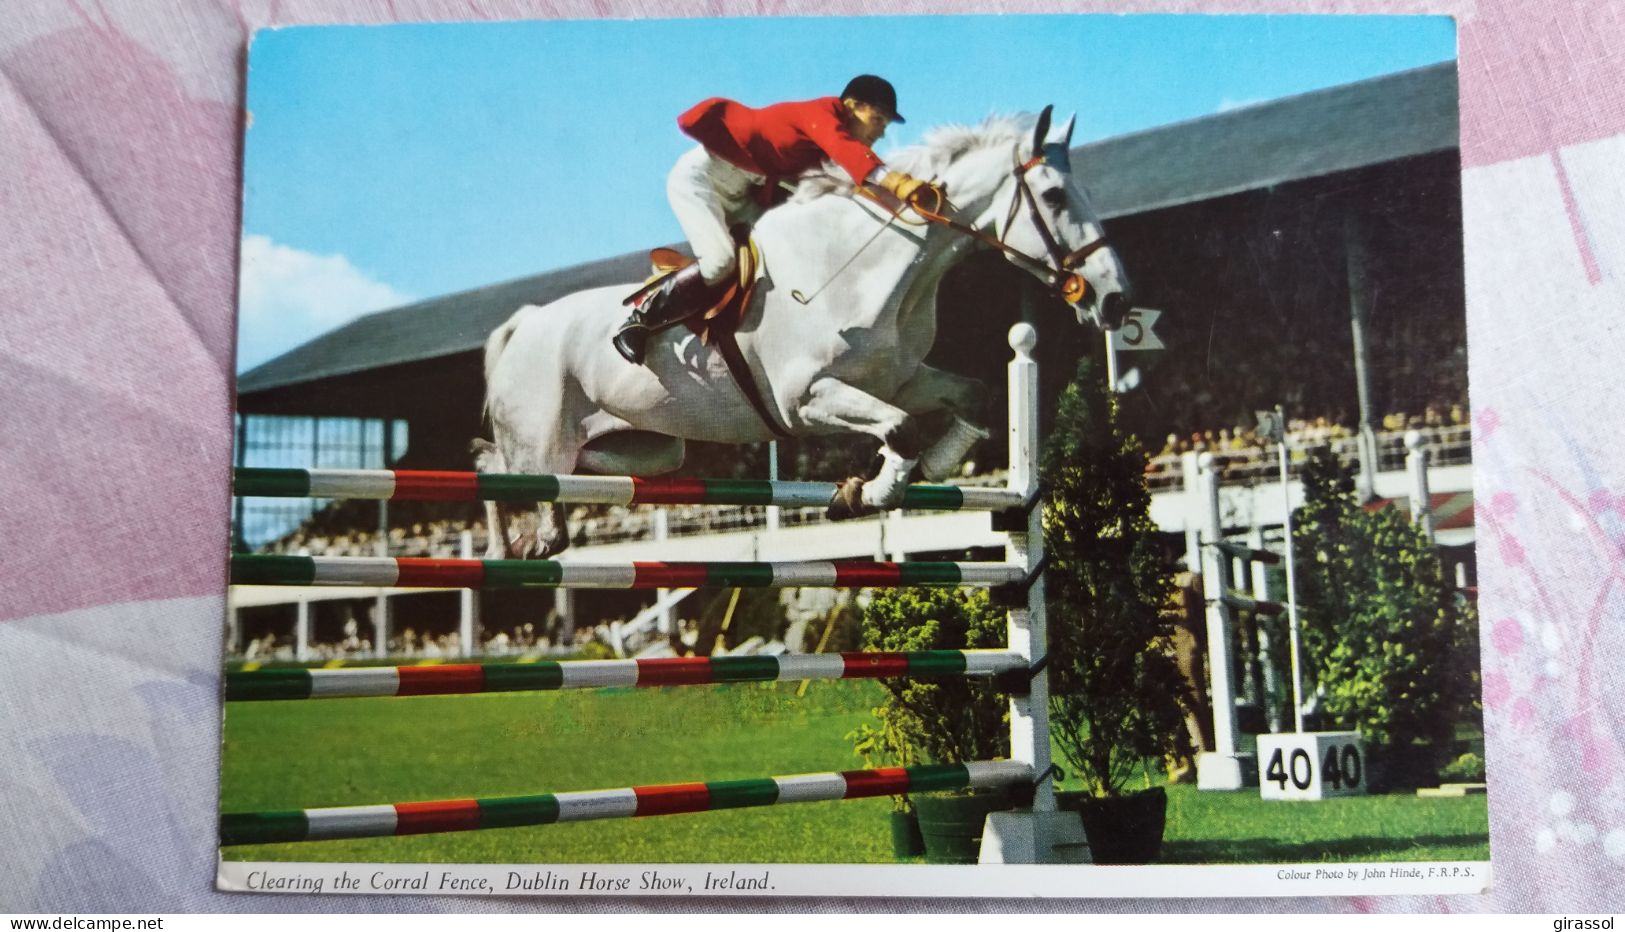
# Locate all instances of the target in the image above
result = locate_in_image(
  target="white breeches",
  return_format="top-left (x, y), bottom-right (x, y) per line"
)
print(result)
top-left (667, 144), bottom-right (766, 285)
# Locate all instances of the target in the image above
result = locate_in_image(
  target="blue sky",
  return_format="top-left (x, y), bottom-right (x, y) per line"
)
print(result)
top-left (238, 14), bottom-right (1456, 371)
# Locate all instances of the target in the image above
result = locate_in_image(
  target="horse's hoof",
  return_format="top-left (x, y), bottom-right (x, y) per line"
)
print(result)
top-left (826, 478), bottom-right (875, 521)
top-left (525, 534), bottom-right (568, 560)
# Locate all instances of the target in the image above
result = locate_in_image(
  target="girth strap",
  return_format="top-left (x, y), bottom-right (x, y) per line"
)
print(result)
top-left (712, 327), bottom-right (791, 439)
top-left (683, 239), bottom-right (792, 440)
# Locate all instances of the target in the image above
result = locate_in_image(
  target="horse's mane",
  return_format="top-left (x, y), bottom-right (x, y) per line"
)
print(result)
top-left (790, 112), bottom-right (1034, 203)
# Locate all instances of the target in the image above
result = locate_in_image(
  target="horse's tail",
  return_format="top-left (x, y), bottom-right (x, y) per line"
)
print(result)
top-left (481, 315), bottom-right (521, 423)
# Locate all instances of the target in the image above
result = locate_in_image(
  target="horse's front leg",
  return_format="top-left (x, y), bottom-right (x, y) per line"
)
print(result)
top-left (797, 377), bottom-right (922, 519)
top-left (891, 365), bottom-right (990, 481)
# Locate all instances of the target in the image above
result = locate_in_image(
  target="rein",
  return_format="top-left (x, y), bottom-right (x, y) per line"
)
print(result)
top-left (856, 153), bottom-right (1106, 306)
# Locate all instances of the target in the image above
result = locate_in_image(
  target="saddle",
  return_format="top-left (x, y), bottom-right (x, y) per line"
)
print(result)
top-left (625, 236), bottom-right (761, 348)
top-left (621, 234), bottom-right (787, 437)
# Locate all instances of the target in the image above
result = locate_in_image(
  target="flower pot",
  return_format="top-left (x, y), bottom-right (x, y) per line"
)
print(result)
top-left (889, 808), bottom-right (925, 859)
top-left (913, 789), bottom-right (1013, 864)
top-left (1064, 787), bottom-right (1168, 865)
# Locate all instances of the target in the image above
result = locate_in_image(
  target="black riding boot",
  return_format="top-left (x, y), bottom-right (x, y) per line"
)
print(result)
top-left (612, 264), bottom-right (727, 365)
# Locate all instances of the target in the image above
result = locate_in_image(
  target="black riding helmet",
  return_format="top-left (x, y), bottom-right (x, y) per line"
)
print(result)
top-left (839, 74), bottom-right (905, 124)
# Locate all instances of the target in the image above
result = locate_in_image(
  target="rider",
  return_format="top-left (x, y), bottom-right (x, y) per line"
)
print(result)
top-left (612, 74), bottom-right (938, 364)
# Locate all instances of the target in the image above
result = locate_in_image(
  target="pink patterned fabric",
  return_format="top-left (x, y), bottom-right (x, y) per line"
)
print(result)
top-left (2, 0), bottom-right (1622, 912)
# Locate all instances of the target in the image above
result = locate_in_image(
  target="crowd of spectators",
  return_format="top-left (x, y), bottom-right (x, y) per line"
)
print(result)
top-left (1142, 404), bottom-right (1470, 489)
top-left (232, 612), bottom-right (741, 662)
top-left (238, 628), bottom-right (373, 662)
top-left (235, 617), bottom-right (620, 662)
top-left (266, 519), bottom-right (473, 559)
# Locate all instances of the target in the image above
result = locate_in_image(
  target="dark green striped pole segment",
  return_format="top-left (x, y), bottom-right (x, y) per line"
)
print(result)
top-left (232, 467), bottom-right (1023, 511)
top-left (224, 650), bottom-right (1025, 701)
top-left (229, 555), bottom-right (1026, 590)
top-left (219, 760), bottom-right (1031, 846)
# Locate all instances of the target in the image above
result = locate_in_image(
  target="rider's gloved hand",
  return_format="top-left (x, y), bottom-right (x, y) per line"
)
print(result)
top-left (878, 171), bottom-right (940, 208)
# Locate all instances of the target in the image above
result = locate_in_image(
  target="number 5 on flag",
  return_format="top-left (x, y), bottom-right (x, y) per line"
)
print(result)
top-left (1110, 307), bottom-right (1164, 351)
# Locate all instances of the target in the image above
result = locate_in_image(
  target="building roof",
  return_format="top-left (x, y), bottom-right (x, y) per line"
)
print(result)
top-left (238, 62), bottom-right (1458, 398)
top-left (1083, 62), bottom-right (1458, 217)
top-left (237, 250), bottom-right (653, 397)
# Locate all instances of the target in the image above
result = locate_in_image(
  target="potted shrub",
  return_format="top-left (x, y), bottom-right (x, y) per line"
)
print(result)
top-left (1042, 359), bottom-right (1194, 864)
top-left (1290, 447), bottom-right (1481, 792)
top-left (854, 587), bottom-right (1012, 863)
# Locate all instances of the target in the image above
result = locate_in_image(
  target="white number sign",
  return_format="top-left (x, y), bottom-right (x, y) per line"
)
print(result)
top-left (1109, 307), bottom-right (1164, 351)
top-left (1257, 731), bottom-right (1367, 800)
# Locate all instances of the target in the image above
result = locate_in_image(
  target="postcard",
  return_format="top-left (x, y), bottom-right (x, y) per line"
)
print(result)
top-left (220, 14), bottom-right (1487, 897)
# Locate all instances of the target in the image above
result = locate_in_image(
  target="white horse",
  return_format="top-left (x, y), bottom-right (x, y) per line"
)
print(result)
top-left (479, 106), bottom-right (1131, 558)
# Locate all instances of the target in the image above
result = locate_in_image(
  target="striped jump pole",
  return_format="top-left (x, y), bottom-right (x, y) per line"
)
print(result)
top-left (226, 650), bottom-right (1027, 701)
top-left (234, 467), bottom-right (1024, 512)
top-left (220, 760), bottom-right (1032, 847)
top-left (230, 554), bottom-right (1025, 590)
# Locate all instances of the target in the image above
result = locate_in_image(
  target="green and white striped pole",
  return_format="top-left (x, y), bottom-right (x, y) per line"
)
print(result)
top-left (220, 760), bottom-right (1032, 847)
top-left (225, 651), bottom-right (1027, 701)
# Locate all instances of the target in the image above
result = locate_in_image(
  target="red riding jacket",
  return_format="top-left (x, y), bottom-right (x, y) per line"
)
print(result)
top-left (678, 96), bottom-right (884, 189)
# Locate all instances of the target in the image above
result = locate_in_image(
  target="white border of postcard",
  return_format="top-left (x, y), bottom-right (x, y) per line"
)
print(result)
top-left (221, 860), bottom-right (1491, 898)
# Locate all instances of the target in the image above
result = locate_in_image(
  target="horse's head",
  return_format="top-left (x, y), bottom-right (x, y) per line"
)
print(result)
top-left (956, 106), bottom-right (1132, 331)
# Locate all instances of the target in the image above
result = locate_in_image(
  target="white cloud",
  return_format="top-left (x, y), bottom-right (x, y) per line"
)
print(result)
top-left (237, 235), bottom-right (414, 371)
top-left (1217, 96), bottom-right (1266, 113)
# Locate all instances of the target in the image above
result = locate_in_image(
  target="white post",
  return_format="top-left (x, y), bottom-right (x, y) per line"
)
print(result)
top-left (555, 588), bottom-right (575, 648)
top-left (1181, 452), bottom-right (1202, 574)
top-left (374, 597), bottom-right (391, 659)
top-left (1104, 329), bottom-right (1119, 393)
top-left (1406, 429), bottom-right (1435, 544)
top-left (654, 509), bottom-right (675, 637)
top-left (228, 605), bottom-right (242, 658)
top-left (1249, 527), bottom-right (1281, 733)
top-left (1006, 324), bottom-right (1050, 812)
top-left (885, 509), bottom-right (906, 562)
top-left (981, 324), bottom-right (1083, 864)
top-left (375, 499), bottom-right (390, 660)
top-left (1195, 453), bottom-right (1256, 790)
top-left (295, 597), bottom-right (311, 663)
top-left (1233, 550), bottom-right (1259, 709)
top-left (766, 441), bottom-right (782, 532)
top-left (1279, 431), bottom-right (1307, 733)
top-left (459, 531), bottom-right (479, 658)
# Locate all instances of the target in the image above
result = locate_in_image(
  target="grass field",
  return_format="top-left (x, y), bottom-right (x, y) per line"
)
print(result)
top-left (220, 677), bottom-right (1489, 864)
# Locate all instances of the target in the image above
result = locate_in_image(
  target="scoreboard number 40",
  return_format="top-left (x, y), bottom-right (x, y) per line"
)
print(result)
top-left (1256, 732), bottom-right (1367, 800)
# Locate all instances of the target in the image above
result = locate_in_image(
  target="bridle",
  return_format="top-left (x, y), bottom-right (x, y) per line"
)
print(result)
top-left (1002, 147), bottom-right (1112, 304)
top-left (877, 145), bottom-right (1110, 307)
